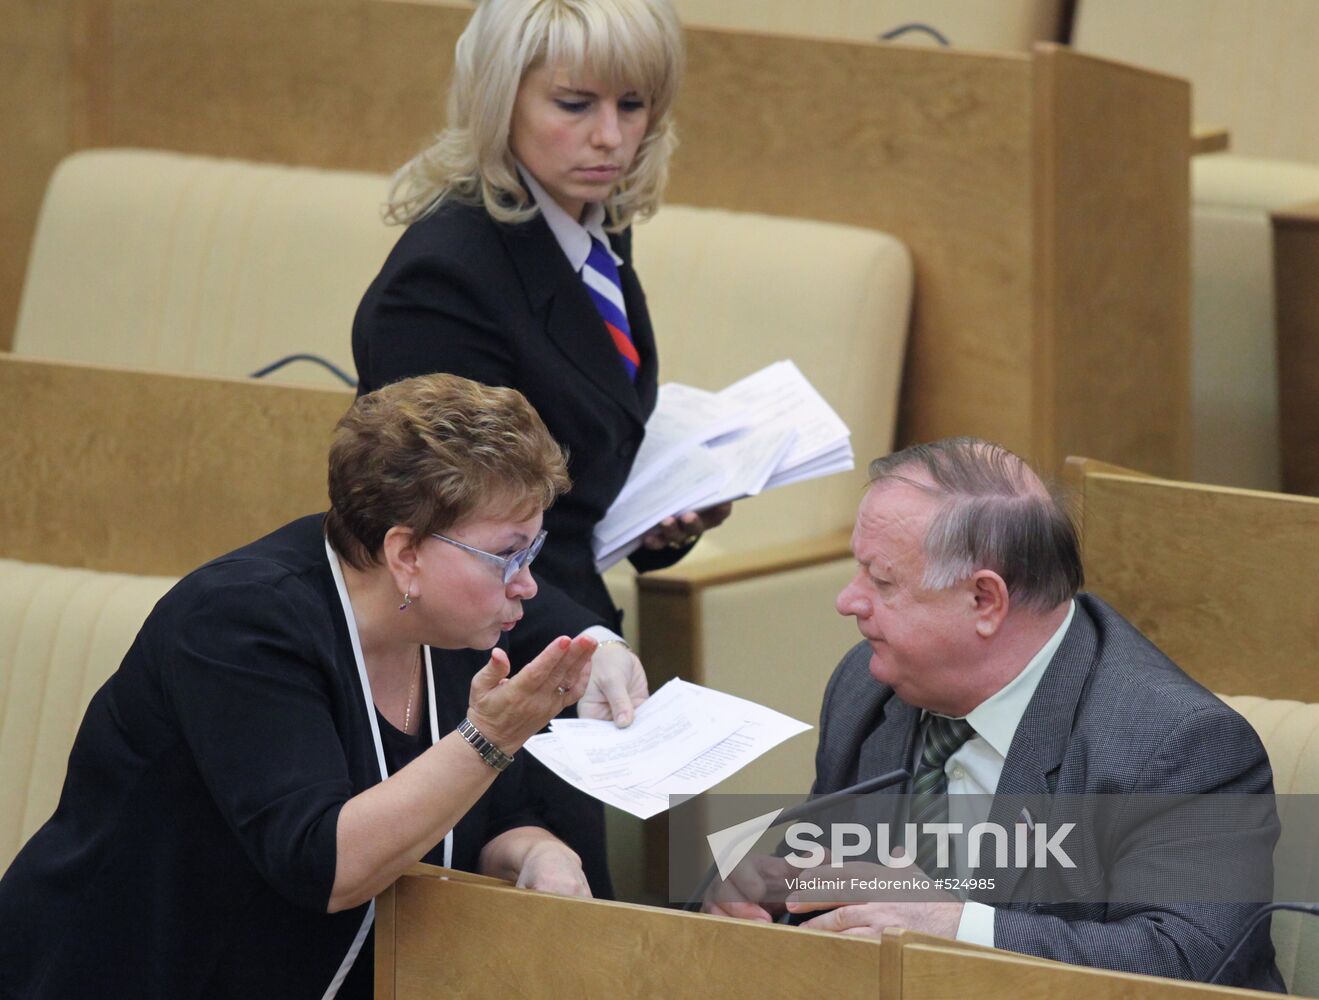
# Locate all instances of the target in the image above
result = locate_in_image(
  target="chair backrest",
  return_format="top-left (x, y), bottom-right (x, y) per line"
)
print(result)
top-left (1072, 0), bottom-right (1319, 164)
top-left (1218, 695), bottom-right (1319, 996)
top-left (1063, 457), bottom-right (1319, 702)
top-left (634, 206), bottom-right (911, 552)
top-left (0, 559), bottom-right (176, 871)
top-left (14, 149), bottom-right (399, 388)
top-left (15, 148), bottom-right (913, 552)
top-left (671, 0), bottom-right (1063, 51)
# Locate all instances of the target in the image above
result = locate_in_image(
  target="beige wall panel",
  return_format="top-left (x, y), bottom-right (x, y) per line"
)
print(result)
top-left (0, 0), bottom-right (79, 351)
top-left (1032, 45), bottom-right (1191, 477)
top-left (670, 30), bottom-right (1036, 453)
top-left (1077, 472), bottom-right (1319, 701)
top-left (0, 356), bottom-right (352, 575)
top-left (1074, 0), bottom-right (1319, 165)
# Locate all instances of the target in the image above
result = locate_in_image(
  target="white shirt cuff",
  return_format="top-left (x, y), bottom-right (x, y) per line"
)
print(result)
top-left (580, 625), bottom-right (626, 646)
top-left (956, 900), bottom-right (996, 947)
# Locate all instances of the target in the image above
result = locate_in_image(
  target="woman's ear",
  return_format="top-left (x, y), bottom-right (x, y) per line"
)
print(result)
top-left (382, 526), bottom-right (420, 597)
top-left (970, 570), bottom-right (1011, 638)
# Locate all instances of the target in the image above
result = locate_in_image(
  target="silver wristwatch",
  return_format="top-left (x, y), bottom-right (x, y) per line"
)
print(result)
top-left (457, 718), bottom-right (514, 771)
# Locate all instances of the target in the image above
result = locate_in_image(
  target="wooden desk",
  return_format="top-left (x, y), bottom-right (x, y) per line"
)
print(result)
top-left (1272, 199), bottom-right (1319, 497)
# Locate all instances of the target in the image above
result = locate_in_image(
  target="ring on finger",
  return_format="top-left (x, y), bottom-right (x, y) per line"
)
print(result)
top-left (556, 685), bottom-right (569, 696)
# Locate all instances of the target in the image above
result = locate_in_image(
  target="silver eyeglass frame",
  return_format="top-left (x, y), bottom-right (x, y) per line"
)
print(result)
top-left (430, 528), bottom-right (547, 584)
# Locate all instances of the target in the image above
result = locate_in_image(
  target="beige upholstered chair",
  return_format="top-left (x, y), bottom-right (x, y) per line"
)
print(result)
top-left (1072, 0), bottom-right (1319, 491)
top-left (0, 561), bottom-right (176, 871)
top-left (1219, 695), bottom-right (1319, 996)
top-left (14, 149), bottom-right (395, 390)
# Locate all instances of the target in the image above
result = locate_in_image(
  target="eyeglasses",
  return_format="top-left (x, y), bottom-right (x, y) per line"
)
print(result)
top-left (430, 529), bottom-right (548, 584)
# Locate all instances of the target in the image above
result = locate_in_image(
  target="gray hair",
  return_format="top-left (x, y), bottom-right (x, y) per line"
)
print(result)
top-left (868, 438), bottom-right (1083, 612)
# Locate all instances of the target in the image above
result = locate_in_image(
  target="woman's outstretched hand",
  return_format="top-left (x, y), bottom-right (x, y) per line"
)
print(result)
top-left (466, 635), bottom-right (596, 751)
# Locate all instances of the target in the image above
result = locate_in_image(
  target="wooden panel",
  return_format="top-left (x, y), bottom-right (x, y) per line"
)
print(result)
top-left (1032, 44), bottom-right (1191, 477)
top-left (1272, 200), bottom-right (1319, 498)
top-left (1076, 471), bottom-right (1319, 700)
top-left (672, 30), bottom-right (1037, 456)
top-left (386, 867), bottom-right (887, 999)
top-left (902, 942), bottom-right (1273, 998)
top-left (0, 355), bottom-right (352, 575)
top-left (95, 0), bottom-right (466, 172)
top-left (0, 0), bottom-right (79, 351)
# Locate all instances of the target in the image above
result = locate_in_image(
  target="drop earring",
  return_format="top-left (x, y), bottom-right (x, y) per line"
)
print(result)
top-left (399, 589), bottom-right (413, 612)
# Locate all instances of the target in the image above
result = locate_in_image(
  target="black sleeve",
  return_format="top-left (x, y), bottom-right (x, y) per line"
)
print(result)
top-left (164, 580), bottom-right (351, 912)
top-left (355, 251), bottom-right (516, 394)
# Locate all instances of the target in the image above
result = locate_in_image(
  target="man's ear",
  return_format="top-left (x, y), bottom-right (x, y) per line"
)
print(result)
top-left (382, 526), bottom-right (420, 596)
top-left (970, 570), bottom-right (1010, 637)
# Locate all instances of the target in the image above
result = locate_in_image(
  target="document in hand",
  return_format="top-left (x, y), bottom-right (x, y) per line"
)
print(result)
top-left (592, 360), bottom-right (853, 571)
top-left (522, 678), bottom-right (813, 820)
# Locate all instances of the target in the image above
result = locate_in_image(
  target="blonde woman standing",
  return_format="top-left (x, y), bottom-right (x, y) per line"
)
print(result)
top-left (353, 0), bottom-right (731, 897)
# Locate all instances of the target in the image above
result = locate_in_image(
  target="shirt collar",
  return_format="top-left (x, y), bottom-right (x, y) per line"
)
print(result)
top-left (961, 599), bottom-right (1076, 758)
top-left (516, 163), bottom-right (620, 271)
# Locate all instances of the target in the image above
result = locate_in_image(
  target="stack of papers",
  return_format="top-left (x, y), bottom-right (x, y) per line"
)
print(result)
top-left (524, 678), bottom-right (812, 819)
top-left (592, 360), bottom-right (854, 571)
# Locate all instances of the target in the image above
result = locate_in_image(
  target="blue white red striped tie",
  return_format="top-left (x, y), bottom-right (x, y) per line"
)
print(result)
top-left (581, 236), bottom-right (639, 382)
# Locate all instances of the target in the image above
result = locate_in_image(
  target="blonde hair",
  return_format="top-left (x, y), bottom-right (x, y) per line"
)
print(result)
top-left (325, 373), bottom-right (570, 570)
top-left (386, 0), bottom-right (682, 231)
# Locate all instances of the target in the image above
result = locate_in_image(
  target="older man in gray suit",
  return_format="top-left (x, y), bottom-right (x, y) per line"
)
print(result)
top-left (715, 438), bottom-right (1283, 991)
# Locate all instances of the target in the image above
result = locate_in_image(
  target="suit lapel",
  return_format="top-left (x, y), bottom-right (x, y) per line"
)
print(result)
top-left (497, 215), bottom-right (645, 426)
top-left (857, 692), bottom-right (920, 793)
top-left (989, 602), bottom-right (1099, 899)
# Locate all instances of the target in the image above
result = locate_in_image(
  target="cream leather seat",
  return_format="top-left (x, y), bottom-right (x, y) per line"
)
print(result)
top-left (1219, 695), bottom-right (1319, 996)
top-left (0, 560), bottom-right (176, 871)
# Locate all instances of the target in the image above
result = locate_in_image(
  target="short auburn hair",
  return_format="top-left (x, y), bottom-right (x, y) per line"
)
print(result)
top-left (325, 373), bottom-right (570, 569)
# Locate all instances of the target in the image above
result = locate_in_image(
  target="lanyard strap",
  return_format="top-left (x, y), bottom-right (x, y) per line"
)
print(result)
top-left (322, 540), bottom-right (453, 998)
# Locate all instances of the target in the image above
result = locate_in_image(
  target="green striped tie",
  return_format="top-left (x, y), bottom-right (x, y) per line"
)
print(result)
top-left (910, 714), bottom-right (976, 875)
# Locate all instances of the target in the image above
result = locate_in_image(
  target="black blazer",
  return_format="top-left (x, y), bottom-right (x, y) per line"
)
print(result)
top-left (353, 199), bottom-right (681, 666)
top-left (811, 594), bottom-right (1284, 991)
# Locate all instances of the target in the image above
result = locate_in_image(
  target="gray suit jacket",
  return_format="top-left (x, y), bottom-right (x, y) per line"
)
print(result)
top-left (812, 593), bottom-right (1284, 991)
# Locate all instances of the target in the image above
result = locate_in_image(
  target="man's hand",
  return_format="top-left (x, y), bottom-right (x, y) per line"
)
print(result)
top-left (702, 853), bottom-right (795, 922)
top-left (577, 641), bottom-right (649, 727)
top-left (785, 858), bottom-right (964, 939)
top-left (788, 898), bottom-right (965, 938)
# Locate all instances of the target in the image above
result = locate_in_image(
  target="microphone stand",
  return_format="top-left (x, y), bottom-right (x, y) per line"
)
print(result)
top-left (1206, 901), bottom-right (1319, 985)
top-left (682, 768), bottom-right (910, 912)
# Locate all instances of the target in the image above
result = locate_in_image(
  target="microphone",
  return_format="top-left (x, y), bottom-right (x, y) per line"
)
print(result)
top-left (1206, 901), bottom-right (1319, 985)
top-left (682, 768), bottom-right (910, 912)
